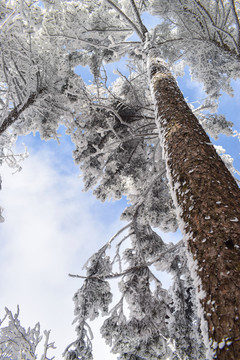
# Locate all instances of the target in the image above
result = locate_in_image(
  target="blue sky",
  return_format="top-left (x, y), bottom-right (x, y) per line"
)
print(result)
top-left (0, 11), bottom-right (240, 360)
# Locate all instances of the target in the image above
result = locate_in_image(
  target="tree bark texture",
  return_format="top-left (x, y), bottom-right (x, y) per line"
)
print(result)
top-left (149, 57), bottom-right (240, 360)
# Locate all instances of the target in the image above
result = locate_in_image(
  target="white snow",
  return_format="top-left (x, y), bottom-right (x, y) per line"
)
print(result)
top-left (230, 217), bottom-right (239, 222)
top-left (218, 339), bottom-right (225, 350)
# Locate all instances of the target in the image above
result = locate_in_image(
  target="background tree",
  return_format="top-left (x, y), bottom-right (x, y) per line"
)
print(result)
top-left (0, 306), bottom-right (55, 360)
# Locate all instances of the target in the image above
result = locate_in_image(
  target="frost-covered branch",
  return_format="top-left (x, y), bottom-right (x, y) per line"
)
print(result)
top-left (67, 217), bottom-right (204, 359)
top-left (0, 89), bottom-right (45, 135)
top-left (129, 0), bottom-right (148, 37)
top-left (104, 0), bottom-right (143, 39)
top-left (44, 32), bottom-right (111, 50)
top-left (69, 240), bottom-right (183, 280)
top-left (40, 330), bottom-right (56, 360)
top-left (229, 0), bottom-right (240, 48)
top-left (0, 307), bottom-right (55, 360)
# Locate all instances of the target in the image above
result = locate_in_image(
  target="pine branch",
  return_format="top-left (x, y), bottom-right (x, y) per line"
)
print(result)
top-left (129, 0), bottom-right (148, 38)
top-left (229, 0), bottom-right (240, 50)
top-left (194, 0), bottom-right (239, 53)
top-left (0, 88), bottom-right (45, 135)
top-left (131, 170), bottom-right (167, 220)
top-left (69, 240), bottom-right (183, 280)
top-left (82, 223), bottom-right (132, 270)
top-left (0, 7), bottom-right (18, 30)
top-left (43, 31), bottom-right (110, 50)
top-left (104, 0), bottom-right (144, 40)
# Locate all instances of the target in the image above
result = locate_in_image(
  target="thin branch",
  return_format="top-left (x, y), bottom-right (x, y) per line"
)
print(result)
top-left (115, 68), bottom-right (140, 104)
top-left (69, 240), bottom-right (183, 281)
top-left (229, 0), bottom-right (240, 49)
top-left (149, 269), bottom-right (163, 285)
top-left (104, 0), bottom-right (143, 40)
top-left (107, 223), bottom-right (132, 247)
top-left (109, 296), bottom-right (124, 315)
top-left (82, 223), bottom-right (132, 270)
top-left (0, 88), bottom-right (45, 135)
top-left (129, 0), bottom-right (148, 37)
top-left (91, 103), bottom-right (135, 135)
top-left (43, 31), bottom-right (109, 50)
top-left (10, 54), bottom-right (27, 86)
top-left (191, 0), bottom-right (213, 39)
top-left (84, 321), bottom-right (94, 341)
top-left (0, 8), bottom-right (19, 30)
top-left (193, 0), bottom-right (239, 53)
top-left (83, 27), bottom-right (133, 33)
top-left (210, 22), bottom-right (239, 53)
top-left (135, 122), bottom-right (157, 133)
top-left (40, 330), bottom-right (56, 360)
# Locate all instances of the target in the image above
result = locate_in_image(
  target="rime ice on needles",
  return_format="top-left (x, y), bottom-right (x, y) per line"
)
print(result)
top-left (148, 0), bottom-right (240, 102)
top-left (68, 223), bottom-right (206, 359)
top-left (0, 306), bottom-right (56, 360)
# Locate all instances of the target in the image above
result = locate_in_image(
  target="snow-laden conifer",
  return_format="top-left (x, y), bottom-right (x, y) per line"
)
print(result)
top-left (0, 1), bottom-right (240, 359)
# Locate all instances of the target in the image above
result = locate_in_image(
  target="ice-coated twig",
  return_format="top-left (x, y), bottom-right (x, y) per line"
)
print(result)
top-left (69, 240), bottom-right (183, 280)
top-left (104, 0), bottom-right (143, 40)
top-left (40, 330), bottom-right (56, 360)
top-left (229, 0), bottom-right (240, 49)
top-left (129, 0), bottom-right (148, 37)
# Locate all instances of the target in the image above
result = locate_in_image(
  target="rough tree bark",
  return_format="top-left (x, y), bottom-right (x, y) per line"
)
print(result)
top-left (149, 57), bottom-right (240, 360)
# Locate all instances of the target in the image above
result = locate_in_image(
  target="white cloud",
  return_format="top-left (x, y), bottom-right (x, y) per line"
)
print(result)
top-left (0, 136), bottom-right (122, 359)
top-left (0, 131), bottom-right (183, 360)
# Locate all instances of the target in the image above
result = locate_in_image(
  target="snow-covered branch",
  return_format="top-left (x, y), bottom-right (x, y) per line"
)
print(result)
top-left (104, 0), bottom-right (143, 39)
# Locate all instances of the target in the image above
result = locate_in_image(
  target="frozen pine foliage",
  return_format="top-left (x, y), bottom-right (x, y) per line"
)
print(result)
top-left (214, 145), bottom-right (240, 184)
top-left (199, 114), bottom-right (234, 140)
top-left (64, 250), bottom-right (113, 359)
top-left (1, 0), bottom-right (240, 359)
top-left (148, 0), bottom-right (240, 102)
top-left (68, 223), bottom-right (206, 360)
top-left (70, 63), bottom-right (178, 232)
top-left (0, 306), bottom-right (56, 360)
top-left (0, 0), bottom-right (91, 140)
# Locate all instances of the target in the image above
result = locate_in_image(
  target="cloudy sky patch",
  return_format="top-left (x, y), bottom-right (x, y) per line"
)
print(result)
top-left (0, 135), bottom-right (124, 359)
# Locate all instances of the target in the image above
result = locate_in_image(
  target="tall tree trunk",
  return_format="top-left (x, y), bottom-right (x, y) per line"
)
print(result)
top-left (149, 56), bottom-right (240, 360)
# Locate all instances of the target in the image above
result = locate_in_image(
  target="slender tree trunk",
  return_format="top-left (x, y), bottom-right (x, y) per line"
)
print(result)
top-left (149, 56), bottom-right (240, 360)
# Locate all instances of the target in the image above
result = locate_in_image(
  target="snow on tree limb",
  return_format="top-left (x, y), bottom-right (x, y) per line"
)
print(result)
top-left (0, 307), bottom-right (56, 360)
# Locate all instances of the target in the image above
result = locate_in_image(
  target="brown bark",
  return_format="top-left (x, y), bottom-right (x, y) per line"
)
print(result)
top-left (0, 89), bottom-right (44, 135)
top-left (149, 57), bottom-right (240, 359)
